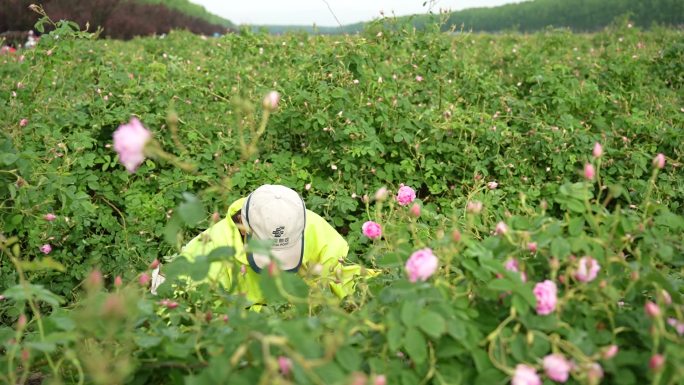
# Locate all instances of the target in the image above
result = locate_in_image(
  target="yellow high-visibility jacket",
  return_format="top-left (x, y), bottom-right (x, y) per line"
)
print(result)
top-left (181, 197), bottom-right (372, 305)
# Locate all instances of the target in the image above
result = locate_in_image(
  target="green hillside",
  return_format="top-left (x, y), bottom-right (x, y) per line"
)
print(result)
top-left (256, 0), bottom-right (683, 35)
top-left (413, 0), bottom-right (684, 33)
top-left (139, 0), bottom-right (233, 27)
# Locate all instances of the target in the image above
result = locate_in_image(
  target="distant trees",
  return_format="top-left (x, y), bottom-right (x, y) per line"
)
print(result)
top-left (442, 0), bottom-right (684, 32)
top-left (0, 0), bottom-right (231, 41)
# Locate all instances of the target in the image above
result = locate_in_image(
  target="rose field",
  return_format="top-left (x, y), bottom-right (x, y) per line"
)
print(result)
top-left (1, 15), bottom-right (683, 385)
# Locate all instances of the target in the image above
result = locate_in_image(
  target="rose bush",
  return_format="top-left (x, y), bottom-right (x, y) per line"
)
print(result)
top-left (0, 15), bottom-right (682, 385)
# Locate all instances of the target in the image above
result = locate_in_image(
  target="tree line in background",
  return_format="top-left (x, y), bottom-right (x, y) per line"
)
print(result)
top-left (262, 0), bottom-right (683, 35)
top-left (0, 0), bottom-right (231, 42)
top-left (437, 0), bottom-right (683, 33)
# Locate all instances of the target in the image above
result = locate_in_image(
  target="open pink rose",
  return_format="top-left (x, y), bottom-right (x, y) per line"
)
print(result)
top-left (396, 184), bottom-right (416, 206)
top-left (543, 354), bottom-right (572, 382)
top-left (575, 256), bottom-right (600, 282)
top-left (113, 117), bottom-right (151, 173)
top-left (512, 364), bottom-right (541, 385)
top-left (362, 221), bottom-right (382, 239)
top-left (40, 244), bottom-right (52, 254)
top-left (534, 280), bottom-right (557, 315)
top-left (405, 248), bottom-right (438, 283)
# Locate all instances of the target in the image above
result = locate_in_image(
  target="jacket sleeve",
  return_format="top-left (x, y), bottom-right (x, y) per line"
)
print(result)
top-left (304, 211), bottom-right (376, 299)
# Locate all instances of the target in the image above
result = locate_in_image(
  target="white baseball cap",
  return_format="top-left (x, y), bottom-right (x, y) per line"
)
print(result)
top-left (241, 185), bottom-right (306, 272)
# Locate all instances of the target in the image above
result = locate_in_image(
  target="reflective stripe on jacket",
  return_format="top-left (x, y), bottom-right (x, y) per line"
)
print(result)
top-left (181, 197), bottom-right (371, 304)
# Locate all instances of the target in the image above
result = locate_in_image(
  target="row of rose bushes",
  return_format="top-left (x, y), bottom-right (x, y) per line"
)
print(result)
top-left (2, 113), bottom-right (681, 384)
top-left (1, 18), bottom-right (682, 299)
top-left (1, 16), bottom-right (683, 385)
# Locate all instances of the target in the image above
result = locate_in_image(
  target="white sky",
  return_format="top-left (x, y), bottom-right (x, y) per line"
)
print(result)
top-left (190, 0), bottom-right (524, 26)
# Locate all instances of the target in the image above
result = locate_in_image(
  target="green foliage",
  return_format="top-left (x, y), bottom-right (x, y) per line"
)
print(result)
top-left (0, 16), bottom-right (683, 385)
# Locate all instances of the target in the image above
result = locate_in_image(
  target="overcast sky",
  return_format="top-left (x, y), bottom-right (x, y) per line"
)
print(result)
top-left (189, 0), bottom-right (524, 26)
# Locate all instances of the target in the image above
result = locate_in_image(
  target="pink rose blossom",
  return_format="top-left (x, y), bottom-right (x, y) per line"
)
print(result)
top-left (410, 203), bottom-right (421, 217)
top-left (405, 248), bottom-right (438, 283)
top-left (139, 273), bottom-right (150, 286)
top-left (44, 213), bottom-right (57, 221)
top-left (362, 221), bottom-right (382, 239)
top-left (666, 318), bottom-right (684, 335)
top-left (534, 280), bottom-right (558, 315)
top-left (113, 117), bottom-right (152, 173)
top-left (114, 276), bottom-right (123, 287)
top-left (575, 256), bottom-right (600, 282)
top-left (374, 186), bottom-right (388, 201)
top-left (17, 314), bottom-right (27, 329)
top-left (19, 118), bottom-right (28, 127)
top-left (504, 258), bottom-right (527, 282)
top-left (653, 153), bottom-right (665, 169)
top-left (505, 258), bottom-right (519, 273)
top-left (495, 221), bottom-right (508, 235)
top-left (262, 91), bottom-right (280, 110)
top-left (587, 363), bottom-right (603, 383)
top-left (467, 201), bottom-right (483, 214)
top-left (278, 356), bottom-right (292, 376)
top-left (374, 375), bottom-right (387, 385)
top-left (396, 184), bottom-right (416, 206)
top-left (487, 181), bottom-right (498, 189)
top-left (593, 142), bottom-right (603, 158)
top-left (40, 244), bottom-right (52, 254)
top-left (512, 364), bottom-right (541, 385)
top-left (649, 354), bottom-right (665, 371)
top-left (528, 242), bottom-right (537, 253)
top-left (602, 345), bottom-right (618, 359)
top-left (583, 163), bottom-right (595, 180)
top-left (644, 301), bottom-right (660, 318)
top-left (543, 354), bottom-right (572, 382)
top-left (415, 75), bottom-right (423, 82)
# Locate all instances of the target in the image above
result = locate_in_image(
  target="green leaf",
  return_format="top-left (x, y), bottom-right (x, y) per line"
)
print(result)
top-left (487, 278), bottom-right (515, 292)
top-left (404, 327), bottom-right (427, 364)
top-left (513, 282), bottom-right (537, 308)
top-left (135, 334), bottom-right (163, 348)
top-left (26, 341), bottom-right (57, 352)
top-left (206, 246), bottom-right (235, 262)
top-left (281, 273), bottom-right (309, 299)
top-left (551, 237), bottom-right (571, 259)
top-left (2, 284), bottom-right (63, 308)
top-left (447, 321), bottom-right (466, 340)
top-left (512, 293), bottom-right (530, 315)
top-left (568, 217), bottom-right (585, 236)
top-left (417, 311), bottom-right (446, 339)
top-left (471, 348), bottom-right (493, 373)
top-left (335, 346), bottom-right (361, 371)
top-left (259, 275), bottom-right (285, 303)
top-left (48, 311), bottom-right (76, 331)
top-left (401, 301), bottom-right (418, 327)
top-left (0, 153), bottom-right (18, 165)
top-left (178, 192), bottom-right (205, 227)
top-left (19, 257), bottom-right (66, 272)
top-left (387, 323), bottom-right (404, 352)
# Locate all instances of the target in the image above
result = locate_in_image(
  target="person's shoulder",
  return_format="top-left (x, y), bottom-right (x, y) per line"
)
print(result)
top-left (228, 197), bottom-right (247, 216)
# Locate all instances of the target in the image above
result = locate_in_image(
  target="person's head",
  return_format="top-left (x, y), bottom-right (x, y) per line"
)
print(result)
top-left (239, 185), bottom-right (306, 273)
